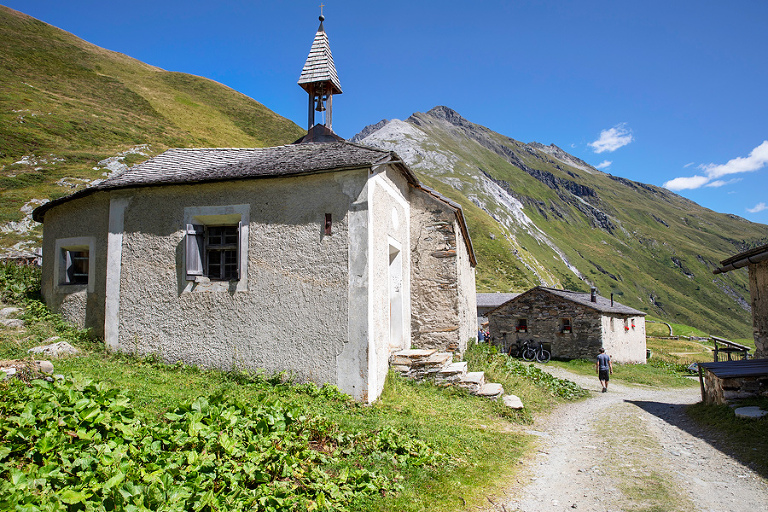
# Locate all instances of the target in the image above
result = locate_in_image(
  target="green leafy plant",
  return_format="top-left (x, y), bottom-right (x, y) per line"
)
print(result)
top-left (466, 343), bottom-right (588, 400)
top-left (0, 376), bottom-right (443, 511)
top-left (0, 262), bottom-right (40, 303)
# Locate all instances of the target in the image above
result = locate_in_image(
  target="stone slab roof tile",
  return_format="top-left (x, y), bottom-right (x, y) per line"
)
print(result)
top-left (477, 293), bottom-right (521, 308)
top-left (102, 143), bottom-right (388, 188)
top-left (541, 287), bottom-right (646, 316)
top-left (32, 142), bottom-right (396, 222)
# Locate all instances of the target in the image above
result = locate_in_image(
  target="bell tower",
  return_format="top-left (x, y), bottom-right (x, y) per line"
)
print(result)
top-left (298, 11), bottom-right (343, 136)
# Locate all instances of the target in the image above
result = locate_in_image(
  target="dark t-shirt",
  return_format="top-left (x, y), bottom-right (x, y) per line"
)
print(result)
top-left (597, 353), bottom-right (611, 371)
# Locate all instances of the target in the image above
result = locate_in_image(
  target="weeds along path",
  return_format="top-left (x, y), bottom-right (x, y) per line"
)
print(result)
top-left (495, 366), bottom-right (768, 512)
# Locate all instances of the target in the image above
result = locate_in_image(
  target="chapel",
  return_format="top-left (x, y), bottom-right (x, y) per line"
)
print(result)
top-left (33, 14), bottom-right (477, 402)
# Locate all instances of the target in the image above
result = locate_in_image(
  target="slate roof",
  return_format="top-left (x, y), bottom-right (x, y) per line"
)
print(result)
top-left (298, 19), bottom-right (342, 95)
top-left (713, 243), bottom-right (768, 274)
top-left (477, 293), bottom-right (521, 309)
top-left (489, 286), bottom-right (646, 316)
top-left (32, 142), bottom-right (411, 222)
top-left (541, 287), bottom-right (646, 315)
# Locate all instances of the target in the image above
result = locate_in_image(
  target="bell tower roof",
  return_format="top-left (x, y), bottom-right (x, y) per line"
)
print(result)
top-left (298, 15), bottom-right (342, 96)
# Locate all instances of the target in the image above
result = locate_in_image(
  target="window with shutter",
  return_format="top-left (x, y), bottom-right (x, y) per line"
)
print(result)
top-left (64, 250), bottom-right (89, 284)
top-left (55, 237), bottom-right (95, 291)
top-left (183, 204), bottom-right (249, 290)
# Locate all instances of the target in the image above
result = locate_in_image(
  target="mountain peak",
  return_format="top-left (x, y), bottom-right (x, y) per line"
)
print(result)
top-left (406, 106), bottom-right (474, 130)
top-left (425, 106), bottom-right (466, 124)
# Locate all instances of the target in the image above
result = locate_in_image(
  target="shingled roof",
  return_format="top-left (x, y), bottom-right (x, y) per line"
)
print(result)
top-left (297, 18), bottom-right (342, 95)
top-left (32, 142), bottom-right (412, 222)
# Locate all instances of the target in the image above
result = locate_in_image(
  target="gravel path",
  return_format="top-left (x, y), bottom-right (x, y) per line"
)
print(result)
top-left (494, 367), bottom-right (768, 512)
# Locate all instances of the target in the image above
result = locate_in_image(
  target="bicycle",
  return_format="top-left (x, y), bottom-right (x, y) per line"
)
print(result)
top-left (522, 342), bottom-right (551, 363)
top-left (508, 340), bottom-right (532, 359)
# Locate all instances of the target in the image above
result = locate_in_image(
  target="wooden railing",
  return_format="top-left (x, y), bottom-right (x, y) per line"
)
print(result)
top-left (710, 336), bottom-right (751, 362)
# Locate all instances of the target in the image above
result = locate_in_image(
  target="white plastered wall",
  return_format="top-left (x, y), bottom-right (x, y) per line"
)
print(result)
top-left (601, 314), bottom-right (647, 363)
top-left (366, 165), bottom-right (411, 402)
top-left (454, 217), bottom-right (477, 352)
top-left (107, 171), bottom-right (368, 396)
top-left (41, 192), bottom-right (110, 336)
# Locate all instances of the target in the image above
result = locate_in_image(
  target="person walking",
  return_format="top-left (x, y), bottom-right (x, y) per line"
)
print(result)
top-left (596, 347), bottom-right (613, 392)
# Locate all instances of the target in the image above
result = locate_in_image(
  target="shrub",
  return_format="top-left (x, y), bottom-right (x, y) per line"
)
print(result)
top-left (0, 262), bottom-right (41, 304)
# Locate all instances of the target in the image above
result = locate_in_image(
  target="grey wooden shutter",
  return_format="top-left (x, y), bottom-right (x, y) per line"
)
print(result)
top-left (64, 250), bottom-right (73, 284)
top-left (185, 224), bottom-right (205, 280)
top-left (236, 220), bottom-right (243, 280)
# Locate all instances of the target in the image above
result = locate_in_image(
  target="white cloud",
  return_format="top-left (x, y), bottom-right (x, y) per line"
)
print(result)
top-left (705, 178), bottom-right (741, 188)
top-left (663, 141), bottom-right (768, 191)
top-left (700, 141), bottom-right (768, 179)
top-left (663, 175), bottom-right (710, 191)
top-left (683, 162), bottom-right (695, 168)
top-left (588, 123), bottom-right (633, 153)
top-left (595, 160), bottom-right (612, 169)
top-left (747, 202), bottom-right (767, 213)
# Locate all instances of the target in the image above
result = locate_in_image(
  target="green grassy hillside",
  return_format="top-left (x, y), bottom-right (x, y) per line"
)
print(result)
top-left (358, 108), bottom-right (768, 338)
top-left (0, 6), bottom-right (304, 250)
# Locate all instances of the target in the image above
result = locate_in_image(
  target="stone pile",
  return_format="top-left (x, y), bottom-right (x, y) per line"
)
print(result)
top-left (390, 348), bottom-right (521, 406)
top-left (1, 359), bottom-right (55, 382)
top-left (1, 338), bottom-right (79, 383)
top-left (1, 306), bottom-right (24, 328)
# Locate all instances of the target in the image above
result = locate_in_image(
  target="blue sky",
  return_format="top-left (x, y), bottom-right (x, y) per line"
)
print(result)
top-left (6, 0), bottom-right (768, 223)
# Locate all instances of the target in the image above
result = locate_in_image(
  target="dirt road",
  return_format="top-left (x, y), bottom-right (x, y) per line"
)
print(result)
top-left (496, 367), bottom-right (768, 512)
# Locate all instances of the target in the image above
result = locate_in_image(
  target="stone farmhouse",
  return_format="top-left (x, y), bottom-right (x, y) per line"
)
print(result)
top-left (32, 15), bottom-right (477, 403)
top-left (487, 286), bottom-right (647, 362)
top-left (714, 243), bottom-right (768, 358)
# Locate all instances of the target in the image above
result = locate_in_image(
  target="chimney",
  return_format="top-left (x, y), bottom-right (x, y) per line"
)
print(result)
top-left (590, 287), bottom-right (597, 303)
top-left (610, 293), bottom-right (614, 306)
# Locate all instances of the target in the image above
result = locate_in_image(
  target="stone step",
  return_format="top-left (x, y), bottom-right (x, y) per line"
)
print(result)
top-left (457, 371), bottom-right (485, 393)
top-left (437, 361), bottom-right (467, 376)
top-left (421, 352), bottom-right (453, 367)
top-left (475, 382), bottom-right (504, 400)
top-left (435, 361), bottom-right (468, 383)
top-left (390, 349), bottom-right (437, 365)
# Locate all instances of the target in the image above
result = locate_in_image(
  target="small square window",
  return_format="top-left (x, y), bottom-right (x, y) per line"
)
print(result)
top-left (59, 248), bottom-right (90, 286)
top-left (206, 225), bottom-right (239, 281)
top-left (65, 250), bottom-right (89, 284)
top-left (516, 319), bottom-right (528, 332)
top-left (560, 318), bottom-right (571, 333)
top-left (55, 237), bottom-right (95, 291)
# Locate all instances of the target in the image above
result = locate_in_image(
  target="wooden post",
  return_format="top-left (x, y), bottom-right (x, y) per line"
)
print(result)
top-left (698, 364), bottom-right (706, 403)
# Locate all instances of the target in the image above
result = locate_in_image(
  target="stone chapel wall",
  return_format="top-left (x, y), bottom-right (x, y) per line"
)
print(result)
top-left (109, 170), bottom-right (366, 396)
top-left (409, 190), bottom-right (467, 353)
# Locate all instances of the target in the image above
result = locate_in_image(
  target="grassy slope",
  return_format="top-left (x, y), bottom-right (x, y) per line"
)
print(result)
top-left (0, 6), bottom-right (304, 247)
top-left (405, 111), bottom-right (768, 339)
